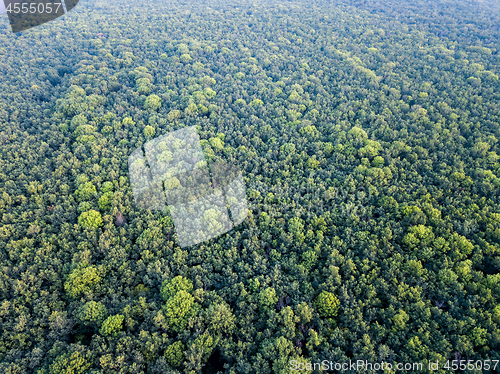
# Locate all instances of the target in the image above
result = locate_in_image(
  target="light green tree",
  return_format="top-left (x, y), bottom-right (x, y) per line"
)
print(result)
top-left (144, 94), bottom-right (161, 110)
top-left (296, 302), bottom-right (313, 323)
top-left (259, 287), bottom-right (278, 310)
top-left (123, 117), bottom-right (135, 126)
top-left (288, 217), bottom-right (305, 244)
top-left (392, 309), bottom-right (409, 330)
top-left (100, 314), bottom-right (124, 336)
top-left (78, 210), bottom-right (103, 229)
top-left (371, 156), bottom-right (384, 167)
top-left (167, 109), bottom-right (181, 121)
top-left (164, 341), bottom-right (185, 368)
top-left (76, 301), bottom-right (107, 326)
top-left (160, 276), bottom-right (193, 301)
top-left (180, 53), bottom-right (192, 62)
top-left (163, 290), bottom-right (197, 332)
top-left (143, 125), bottom-right (156, 138)
top-left (49, 351), bottom-right (92, 374)
top-left (205, 302), bottom-right (236, 333)
top-left (98, 192), bottom-right (113, 211)
top-left (209, 137), bottom-right (224, 150)
top-left (64, 266), bottom-right (102, 298)
top-left (314, 291), bottom-right (340, 318)
top-left (75, 182), bottom-right (96, 201)
top-left (100, 181), bottom-right (114, 193)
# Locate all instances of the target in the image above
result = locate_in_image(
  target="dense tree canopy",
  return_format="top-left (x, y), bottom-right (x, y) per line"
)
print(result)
top-left (0, 0), bottom-right (499, 372)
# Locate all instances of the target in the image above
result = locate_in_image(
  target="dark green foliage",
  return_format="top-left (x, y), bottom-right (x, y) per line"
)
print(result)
top-left (1, 0), bottom-right (500, 371)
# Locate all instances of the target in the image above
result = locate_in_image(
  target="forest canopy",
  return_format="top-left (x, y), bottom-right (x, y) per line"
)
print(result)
top-left (0, 0), bottom-right (499, 372)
